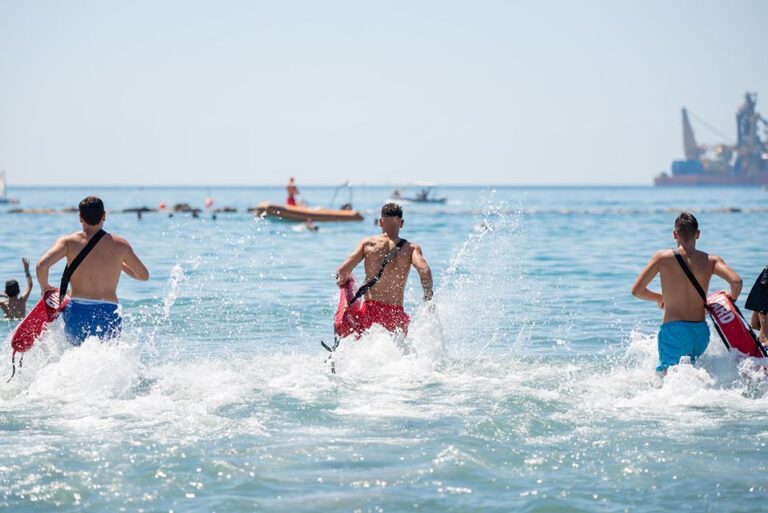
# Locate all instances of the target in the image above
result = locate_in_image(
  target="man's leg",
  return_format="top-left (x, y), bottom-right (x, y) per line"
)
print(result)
top-left (688, 322), bottom-right (710, 364)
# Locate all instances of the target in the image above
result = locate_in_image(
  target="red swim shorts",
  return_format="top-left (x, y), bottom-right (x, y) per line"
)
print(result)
top-left (335, 281), bottom-right (410, 338)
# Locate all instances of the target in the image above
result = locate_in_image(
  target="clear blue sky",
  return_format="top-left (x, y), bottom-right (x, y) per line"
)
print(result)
top-left (1, 0), bottom-right (766, 186)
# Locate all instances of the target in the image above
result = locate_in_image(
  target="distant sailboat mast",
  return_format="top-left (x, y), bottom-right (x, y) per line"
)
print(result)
top-left (0, 167), bottom-right (6, 200)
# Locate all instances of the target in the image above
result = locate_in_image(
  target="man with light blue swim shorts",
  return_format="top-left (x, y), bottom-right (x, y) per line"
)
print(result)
top-left (631, 212), bottom-right (742, 374)
top-left (35, 196), bottom-right (150, 345)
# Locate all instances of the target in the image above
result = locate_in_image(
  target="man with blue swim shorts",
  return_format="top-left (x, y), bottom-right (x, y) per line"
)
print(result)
top-left (36, 196), bottom-right (149, 345)
top-left (631, 212), bottom-right (742, 374)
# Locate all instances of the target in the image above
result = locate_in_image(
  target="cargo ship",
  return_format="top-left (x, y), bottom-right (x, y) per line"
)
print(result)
top-left (655, 92), bottom-right (768, 185)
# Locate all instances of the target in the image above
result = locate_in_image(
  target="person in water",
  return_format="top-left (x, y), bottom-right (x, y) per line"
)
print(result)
top-left (631, 211), bottom-right (742, 373)
top-left (286, 176), bottom-right (300, 206)
top-left (35, 196), bottom-right (150, 345)
top-left (335, 202), bottom-right (433, 335)
top-left (0, 257), bottom-right (33, 319)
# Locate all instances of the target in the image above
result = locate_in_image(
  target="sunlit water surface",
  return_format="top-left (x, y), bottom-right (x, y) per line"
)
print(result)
top-left (1, 185), bottom-right (767, 512)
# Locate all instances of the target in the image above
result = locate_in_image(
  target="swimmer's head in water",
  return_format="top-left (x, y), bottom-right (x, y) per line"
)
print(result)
top-left (5, 280), bottom-right (19, 298)
top-left (674, 211), bottom-right (699, 242)
top-left (79, 196), bottom-right (105, 226)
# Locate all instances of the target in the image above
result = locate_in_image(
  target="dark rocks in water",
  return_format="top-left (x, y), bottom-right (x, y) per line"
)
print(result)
top-left (123, 206), bottom-right (157, 213)
top-left (8, 208), bottom-right (62, 214)
top-left (213, 206), bottom-right (237, 213)
top-left (173, 203), bottom-right (195, 212)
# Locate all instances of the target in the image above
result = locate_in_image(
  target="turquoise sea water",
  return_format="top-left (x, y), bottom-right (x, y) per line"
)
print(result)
top-left (1, 185), bottom-right (767, 512)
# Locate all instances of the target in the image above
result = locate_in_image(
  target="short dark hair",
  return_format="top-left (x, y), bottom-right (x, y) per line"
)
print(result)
top-left (79, 196), bottom-right (105, 225)
top-left (5, 280), bottom-right (19, 298)
top-left (381, 202), bottom-right (403, 219)
top-left (674, 211), bottom-right (699, 241)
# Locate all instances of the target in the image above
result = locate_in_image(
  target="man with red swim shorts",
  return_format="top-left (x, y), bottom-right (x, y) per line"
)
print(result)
top-left (335, 202), bottom-right (433, 337)
top-left (286, 177), bottom-right (300, 206)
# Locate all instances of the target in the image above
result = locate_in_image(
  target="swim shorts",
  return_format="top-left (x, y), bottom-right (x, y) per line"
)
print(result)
top-left (656, 320), bottom-right (710, 372)
top-left (338, 299), bottom-right (410, 337)
top-left (62, 298), bottom-right (122, 346)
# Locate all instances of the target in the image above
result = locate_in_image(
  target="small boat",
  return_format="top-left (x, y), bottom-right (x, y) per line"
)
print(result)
top-left (0, 168), bottom-right (19, 204)
top-left (253, 181), bottom-right (364, 222)
top-left (390, 183), bottom-right (447, 204)
top-left (253, 202), bottom-right (364, 222)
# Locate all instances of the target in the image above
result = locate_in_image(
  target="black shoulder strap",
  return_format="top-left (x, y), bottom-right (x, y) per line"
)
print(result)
top-left (59, 229), bottom-right (107, 301)
top-left (348, 238), bottom-right (407, 306)
top-left (673, 249), bottom-right (708, 304)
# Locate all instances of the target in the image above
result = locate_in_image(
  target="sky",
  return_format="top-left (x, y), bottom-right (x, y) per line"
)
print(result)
top-left (0, 0), bottom-right (766, 186)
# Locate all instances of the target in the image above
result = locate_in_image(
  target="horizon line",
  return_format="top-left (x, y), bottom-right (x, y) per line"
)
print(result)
top-left (6, 182), bottom-right (655, 188)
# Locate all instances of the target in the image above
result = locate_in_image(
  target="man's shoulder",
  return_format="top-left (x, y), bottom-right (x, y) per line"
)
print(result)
top-left (105, 233), bottom-right (131, 248)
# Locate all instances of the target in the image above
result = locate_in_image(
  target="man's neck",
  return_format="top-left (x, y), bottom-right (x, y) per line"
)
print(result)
top-left (677, 241), bottom-right (696, 253)
top-left (383, 229), bottom-right (400, 241)
top-left (83, 225), bottom-right (103, 237)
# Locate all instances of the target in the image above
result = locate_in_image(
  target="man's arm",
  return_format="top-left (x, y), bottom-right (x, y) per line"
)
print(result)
top-left (411, 244), bottom-right (433, 301)
top-left (21, 257), bottom-right (33, 301)
top-left (712, 255), bottom-right (742, 300)
top-left (36, 237), bottom-right (68, 294)
top-left (336, 239), bottom-right (366, 286)
top-left (631, 251), bottom-right (664, 308)
top-left (122, 242), bottom-right (149, 281)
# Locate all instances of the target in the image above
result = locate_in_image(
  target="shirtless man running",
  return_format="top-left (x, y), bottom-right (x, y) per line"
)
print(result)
top-left (36, 196), bottom-right (149, 345)
top-left (335, 202), bottom-right (433, 335)
top-left (631, 211), bottom-right (742, 373)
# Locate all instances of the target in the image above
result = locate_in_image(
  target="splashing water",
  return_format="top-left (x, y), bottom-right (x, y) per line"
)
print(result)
top-left (1, 185), bottom-right (768, 512)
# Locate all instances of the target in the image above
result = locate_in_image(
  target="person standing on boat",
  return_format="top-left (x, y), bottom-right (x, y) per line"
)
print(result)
top-left (286, 177), bottom-right (300, 206)
top-left (631, 211), bottom-right (742, 374)
top-left (0, 258), bottom-right (33, 319)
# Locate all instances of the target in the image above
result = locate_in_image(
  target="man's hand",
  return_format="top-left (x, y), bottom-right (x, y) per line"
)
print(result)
top-left (22, 257), bottom-right (30, 272)
top-left (335, 271), bottom-right (350, 287)
top-left (39, 283), bottom-right (58, 299)
top-left (656, 299), bottom-right (664, 309)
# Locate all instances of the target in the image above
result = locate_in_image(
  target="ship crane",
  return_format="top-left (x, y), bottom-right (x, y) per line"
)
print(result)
top-left (656, 92), bottom-right (768, 185)
top-left (681, 108), bottom-right (733, 164)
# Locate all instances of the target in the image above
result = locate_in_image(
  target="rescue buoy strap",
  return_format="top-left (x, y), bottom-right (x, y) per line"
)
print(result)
top-left (673, 250), bottom-right (708, 306)
top-left (348, 238), bottom-right (407, 306)
top-left (59, 229), bottom-right (107, 303)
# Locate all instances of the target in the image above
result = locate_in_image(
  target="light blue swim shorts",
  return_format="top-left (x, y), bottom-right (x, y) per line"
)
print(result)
top-left (656, 320), bottom-right (710, 372)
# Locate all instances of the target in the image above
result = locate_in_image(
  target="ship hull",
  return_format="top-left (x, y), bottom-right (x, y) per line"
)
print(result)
top-left (654, 174), bottom-right (768, 186)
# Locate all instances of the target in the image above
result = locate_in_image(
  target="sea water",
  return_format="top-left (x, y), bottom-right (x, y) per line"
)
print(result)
top-left (0, 185), bottom-right (767, 512)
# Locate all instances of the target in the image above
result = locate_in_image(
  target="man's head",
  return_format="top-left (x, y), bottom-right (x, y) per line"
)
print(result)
top-left (674, 211), bottom-right (699, 243)
top-left (79, 196), bottom-right (105, 227)
top-left (379, 202), bottom-right (404, 232)
top-left (5, 280), bottom-right (19, 298)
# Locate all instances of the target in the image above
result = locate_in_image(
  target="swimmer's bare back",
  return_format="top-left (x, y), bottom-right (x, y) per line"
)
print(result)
top-left (37, 231), bottom-right (149, 303)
